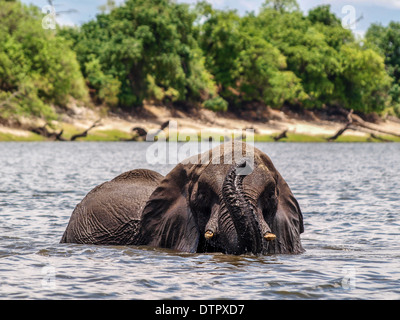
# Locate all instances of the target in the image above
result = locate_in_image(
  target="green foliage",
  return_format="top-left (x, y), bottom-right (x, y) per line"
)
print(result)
top-left (261, 0), bottom-right (300, 13)
top-left (1, 0), bottom-right (398, 120)
top-left (197, 1), bottom-right (392, 113)
top-left (236, 33), bottom-right (306, 107)
top-left (366, 22), bottom-right (400, 113)
top-left (337, 44), bottom-right (391, 113)
top-left (394, 105), bottom-right (400, 118)
top-left (84, 57), bottom-right (121, 107)
top-left (307, 5), bottom-right (341, 27)
top-left (64, 0), bottom-right (217, 109)
top-left (196, 7), bottom-right (242, 96)
top-left (0, 0), bottom-right (88, 121)
top-left (197, 4), bottom-right (306, 109)
top-left (255, 6), bottom-right (343, 108)
top-left (203, 96), bottom-right (228, 112)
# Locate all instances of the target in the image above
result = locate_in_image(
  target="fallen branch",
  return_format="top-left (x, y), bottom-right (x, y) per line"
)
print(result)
top-left (29, 119), bottom-right (102, 141)
top-left (327, 109), bottom-right (400, 142)
top-left (30, 123), bottom-right (66, 141)
top-left (272, 129), bottom-right (288, 141)
top-left (132, 127), bottom-right (147, 137)
top-left (70, 119), bottom-right (102, 141)
top-left (351, 113), bottom-right (400, 138)
top-left (326, 110), bottom-right (354, 142)
top-left (326, 124), bottom-right (352, 141)
top-left (127, 120), bottom-right (171, 141)
top-left (370, 133), bottom-right (393, 142)
top-left (159, 120), bottom-right (170, 131)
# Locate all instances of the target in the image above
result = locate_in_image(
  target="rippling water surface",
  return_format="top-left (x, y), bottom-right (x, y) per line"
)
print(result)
top-left (0, 142), bottom-right (399, 299)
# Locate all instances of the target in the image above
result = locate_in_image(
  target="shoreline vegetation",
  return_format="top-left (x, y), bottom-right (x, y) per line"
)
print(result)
top-left (1, 0), bottom-right (400, 142)
top-left (1, 103), bottom-right (399, 142)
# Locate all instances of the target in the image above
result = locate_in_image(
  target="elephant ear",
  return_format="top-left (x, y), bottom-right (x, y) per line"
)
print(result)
top-left (258, 152), bottom-right (304, 254)
top-left (138, 163), bottom-right (200, 253)
top-left (271, 171), bottom-right (304, 254)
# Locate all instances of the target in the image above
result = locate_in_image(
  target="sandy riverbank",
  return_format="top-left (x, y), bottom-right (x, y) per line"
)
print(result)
top-left (1, 103), bottom-right (400, 142)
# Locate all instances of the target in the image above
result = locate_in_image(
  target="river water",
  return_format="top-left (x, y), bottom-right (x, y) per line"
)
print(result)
top-left (0, 141), bottom-right (399, 299)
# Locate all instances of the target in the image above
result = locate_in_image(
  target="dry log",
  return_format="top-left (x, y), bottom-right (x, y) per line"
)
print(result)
top-left (326, 123), bottom-right (352, 141)
top-left (70, 119), bottom-right (102, 141)
top-left (370, 133), bottom-right (393, 142)
top-left (326, 110), bottom-right (356, 141)
top-left (273, 129), bottom-right (288, 141)
top-left (351, 114), bottom-right (400, 138)
top-left (129, 120), bottom-right (171, 141)
top-left (30, 119), bottom-right (102, 141)
top-left (132, 127), bottom-right (147, 137)
top-left (55, 129), bottom-right (67, 141)
top-left (30, 124), bottom-right (66, 141)
top-left (160, 120), bottom-right (170, 131)
top-left (327, 109), bottom-right (400, 141)
top-left (326, 110), bottom-right (353, 141)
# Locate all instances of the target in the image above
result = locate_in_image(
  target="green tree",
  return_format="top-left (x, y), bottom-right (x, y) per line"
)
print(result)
top-left (84, 57), bottom-right (121, 107)
top-left (307, 5), bottom-right (353, 50)
top-left (1, 0), bottom-right (394, 121)
top-left (255, 5), bottom-right (339, 107)
top-left (63, 0), bottom-right (217, 109)
top-left (337, 44), bottom-right (392, 113)
top-left (261, 0), bottom-right (300, 13)
top-left (236, 30), bottom-right (306, 107)
top-left (197, 4), bottom-right (306, 109)
top-left (0, 0), bottom-right (87, 121)
top-left (196, 6), bottom-right (242, 101)
top-left (252, 3), bottom-right (390, 112)
top-left (366, 22), bottom-right (400, 114)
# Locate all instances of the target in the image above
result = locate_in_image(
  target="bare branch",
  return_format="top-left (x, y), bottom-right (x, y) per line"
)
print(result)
top-left (326, 109), bottom-right (400, 141)
top-left (272, 129), bottom-right (288, 141)
top-left (70, 119), bottom-right (102, 141)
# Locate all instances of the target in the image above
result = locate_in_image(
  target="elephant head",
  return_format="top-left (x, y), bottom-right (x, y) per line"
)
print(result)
top-left (138, 141), bottom-right (304, 255)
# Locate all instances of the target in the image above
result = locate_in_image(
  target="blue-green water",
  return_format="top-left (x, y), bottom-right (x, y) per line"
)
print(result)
top-left (0, 142), bottom-right (399, 299)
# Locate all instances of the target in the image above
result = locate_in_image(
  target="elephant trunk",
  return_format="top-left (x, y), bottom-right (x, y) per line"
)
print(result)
top-left (221, 159), bottom-right (263, 254)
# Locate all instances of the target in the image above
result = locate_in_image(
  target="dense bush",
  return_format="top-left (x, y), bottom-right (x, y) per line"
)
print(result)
top-left (203, 96), bottom-right (228, 112)
top-left (60, 0), bottom-right (217, 109)
top-left (0, 0), bottom-right (87, 121)
top-left (1, 0), bottom-right (399, 120)
top-left (366, 22), bottom-right (400, 115)
top-left (197, 1), bottom-right (392, 113)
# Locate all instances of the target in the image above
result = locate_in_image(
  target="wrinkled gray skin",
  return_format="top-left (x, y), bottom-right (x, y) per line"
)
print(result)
top-left (60, 169), bottom-right (163, 245)
top-left (138, 141), bottom-right (304, 254)
top-left (61, 142), bottom-right (304, 255)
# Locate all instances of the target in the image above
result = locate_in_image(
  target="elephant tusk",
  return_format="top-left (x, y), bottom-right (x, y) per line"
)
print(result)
top-left (264, 232), bottom-right (276, 241)
top-left (204, 230), bottom-right (214, 240)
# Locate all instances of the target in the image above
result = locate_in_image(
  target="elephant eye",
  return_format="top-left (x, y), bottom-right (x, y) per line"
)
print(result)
top-left (194, 189), bottom-right (209, 206)
top-left (198, 192), bottom-right (206, 201)
top-left (260, 182), bottom-right (278, 220)
top-left (190, 183), bottom-right (213, 212)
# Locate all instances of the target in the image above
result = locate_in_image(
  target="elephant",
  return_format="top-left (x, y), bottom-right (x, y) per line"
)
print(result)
top-left (61, 141), bottom-right (304, 255)
top-left (60, 169), bottom-right (163, 245)
top-left (137, 141), bottom-right (304, 254)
